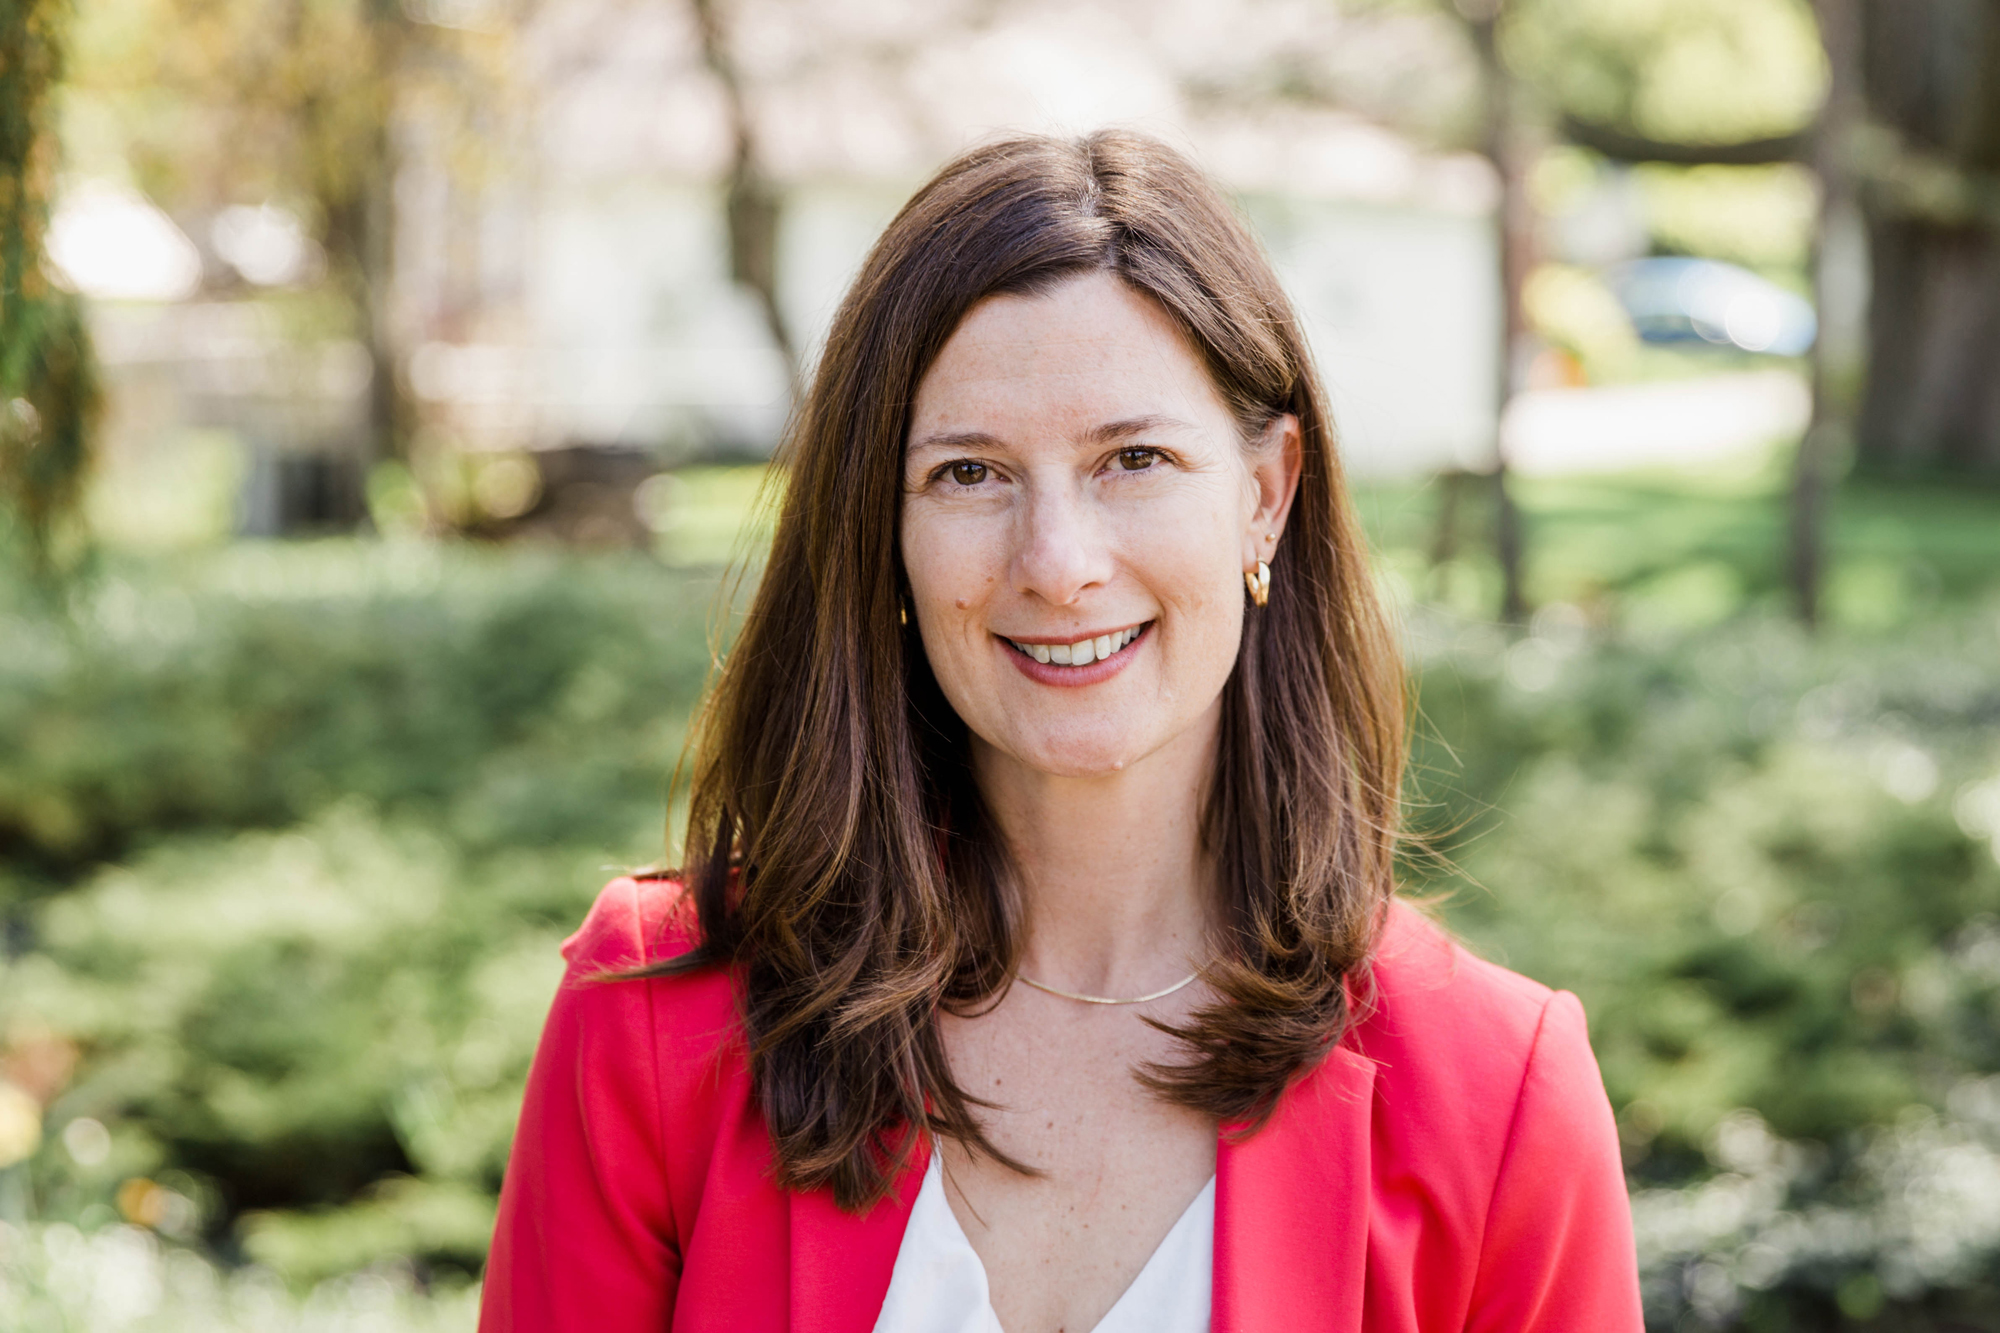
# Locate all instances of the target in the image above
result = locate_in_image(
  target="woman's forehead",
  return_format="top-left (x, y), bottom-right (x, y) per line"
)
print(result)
top-left (909, 273), bottom-right (1234, 445)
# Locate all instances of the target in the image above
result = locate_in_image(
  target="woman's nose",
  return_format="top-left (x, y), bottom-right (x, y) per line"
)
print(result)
top-left (1012, 484), bottom-right (1112, 606)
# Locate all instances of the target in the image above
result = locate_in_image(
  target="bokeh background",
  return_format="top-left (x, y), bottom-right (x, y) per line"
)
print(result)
top-left (4, 0), bottom-right (2000, 1328)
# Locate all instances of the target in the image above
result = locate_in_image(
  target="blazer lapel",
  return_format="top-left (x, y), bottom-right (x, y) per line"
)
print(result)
top-left (787, 1134), bottom-right (932, 1333)
top-left (1212, 1045), bottom-right (1378, 1333)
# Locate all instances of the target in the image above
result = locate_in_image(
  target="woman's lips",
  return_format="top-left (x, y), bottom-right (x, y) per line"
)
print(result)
top-left (998, 622), bottom-right (1150, 686)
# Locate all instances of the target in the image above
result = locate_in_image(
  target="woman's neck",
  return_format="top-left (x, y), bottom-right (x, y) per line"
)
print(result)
top-left (970, 708), bottom-right (1220, 997)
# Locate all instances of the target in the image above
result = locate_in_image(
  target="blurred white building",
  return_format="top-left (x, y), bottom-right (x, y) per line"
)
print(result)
top-left (396, 0), bottom-right (1504, 478)
top-left (61, 0), bottom-right (1509, 540)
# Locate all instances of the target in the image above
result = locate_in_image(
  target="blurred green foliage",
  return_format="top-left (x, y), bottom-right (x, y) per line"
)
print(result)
top-left (2, 0), bottom-right (102, 586)
top-left (1406, 605), bottom-right (2000, 1326)
top-left (0, 464), bottom-right (1997, 1329)
top-left (0, 1221), bottom-right (482, 1332)
top-left (1503, 0), bottom-right (1825, 145)
top-left (1, 540), bottom-right (720, 1287)
top-left (1359, 457), bottom-right (2000, 630)
top-left (6, 0), bottom-right (1993, 1322)
top-left (0, 541), bottom-right (715, 888)
top-left (1412, 609), bottom-right (2000, 1142)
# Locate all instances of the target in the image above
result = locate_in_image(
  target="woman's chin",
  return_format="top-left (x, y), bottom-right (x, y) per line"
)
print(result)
top-left (1031, 754), bottom-right (1136, 781)
top-left (984, 725), bottom-right (1158, 781)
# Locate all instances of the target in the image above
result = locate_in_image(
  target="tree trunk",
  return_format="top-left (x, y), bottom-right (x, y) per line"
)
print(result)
top-left (1463, 0), bottom-right (1531, 625)
top-left (1, 0), bottom-right (100, 581)
top-left (1850, 0), bottom-right (2000, 475)
top-left (312, 13), bottom-right (408, 509)
top-left (315, 112), bottom-right (401, 527)
top-left (1858, 216), bottom-right (2000, 474)
top-left (691, 0), bottom-right (798, 401)
top-left (1790, 0), bottom-right (1865, 627)
top-left (326, 122), bottom-right (405, 467)
top-left (1560, 0), bottom-right (2000, 480)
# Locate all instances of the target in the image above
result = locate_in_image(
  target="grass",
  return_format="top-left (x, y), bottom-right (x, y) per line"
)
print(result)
top-left (1353, 447), bottom-right (2000, 629)
top-left (666, 445), bottom-right (2000, 628)
top-left (12, 444), bottom-right (1997, 1330)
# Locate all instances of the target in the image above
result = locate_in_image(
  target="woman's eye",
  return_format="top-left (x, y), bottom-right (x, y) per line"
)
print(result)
top-left (947, 461), bottom-right (988, 486)
top-left (1115, 448), bottom-right (1160, 472)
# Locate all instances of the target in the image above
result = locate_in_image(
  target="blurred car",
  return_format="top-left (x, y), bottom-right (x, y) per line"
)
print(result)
top-left (1603, 257), bottom-right (1816, 356)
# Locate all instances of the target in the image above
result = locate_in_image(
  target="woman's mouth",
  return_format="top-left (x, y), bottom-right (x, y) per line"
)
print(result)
top-left (1002, 622), bottom-right (1150, 666)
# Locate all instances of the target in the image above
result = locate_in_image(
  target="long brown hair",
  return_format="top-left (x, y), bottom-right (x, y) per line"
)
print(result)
top-left (651, 129), bottom-right (1405, 1211)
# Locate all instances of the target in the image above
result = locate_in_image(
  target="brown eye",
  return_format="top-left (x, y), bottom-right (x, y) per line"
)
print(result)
top-left (1116, 448), bottom-right (1159, 471)
top-left (949, 462), bottom-right (987, 486)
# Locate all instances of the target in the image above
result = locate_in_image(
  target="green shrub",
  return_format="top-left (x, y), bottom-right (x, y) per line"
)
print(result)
top-left (0, 1221), bottom-right (480, 1333)
top-left (1, 541), bottom-right (724, 1284)
top-left (1405, 604), bottom-right (2000, 1326)
top-left (4, 540), bottom-right (2000, 1327)
top-left (0, 541), bottom-right (717, 891)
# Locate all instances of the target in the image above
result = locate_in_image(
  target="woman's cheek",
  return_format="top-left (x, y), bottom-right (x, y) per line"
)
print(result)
top-left (1130, 505), bottom-right (1237, 612)
top-left (902, 509), bottom-right (962, 602)
top-left (935, 518), bottom-right (1005, 612)
top-left (904, 512), bottom-right (995, 672)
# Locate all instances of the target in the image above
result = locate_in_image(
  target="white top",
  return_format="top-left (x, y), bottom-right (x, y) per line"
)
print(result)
top-left (871, 1154), bottom-right (1215, 1333)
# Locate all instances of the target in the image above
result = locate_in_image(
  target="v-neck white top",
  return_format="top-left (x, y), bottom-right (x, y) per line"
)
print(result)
top-left (870, 1154), bottom-right (1216, 1333)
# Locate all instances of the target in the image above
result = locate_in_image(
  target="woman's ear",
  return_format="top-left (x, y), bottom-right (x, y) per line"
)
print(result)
top-left (1243, 413), bottom-right (1303, 567)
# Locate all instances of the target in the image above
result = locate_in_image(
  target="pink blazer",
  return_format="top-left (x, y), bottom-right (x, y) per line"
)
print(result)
top-left (481, 877), bottom-right (1643, 1331)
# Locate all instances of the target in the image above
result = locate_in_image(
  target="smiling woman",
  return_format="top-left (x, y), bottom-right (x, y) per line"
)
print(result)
top-left (902, 272), bottom-right (1296, 768)
top-left (480, 131), bottom-right (1642, 1333)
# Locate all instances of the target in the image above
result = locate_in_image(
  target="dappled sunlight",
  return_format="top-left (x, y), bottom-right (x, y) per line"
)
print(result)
top-left (6, 0), bottom-right (2000, 1325)
top-left (0, 1222), bottom-right (480, 1332)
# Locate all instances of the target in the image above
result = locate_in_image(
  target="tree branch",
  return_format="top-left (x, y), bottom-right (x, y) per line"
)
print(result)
top-left (1558, 113), bottom-right (1809, 166)
top-left (1850, 122), bottom-right (2000, 231)
top-left (690, 0), bottom-right (797, 388)
top-left (1560, 111), bottom-right (2000, 232)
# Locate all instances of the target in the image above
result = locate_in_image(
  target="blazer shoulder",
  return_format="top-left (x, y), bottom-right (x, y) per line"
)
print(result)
top-left (1343, 900), bottom-right (1622, 1263)
top-left (558, 875), bottom-right (738, 1052)
top-left (561, 874), bottom-right (705, 973)
top-left (1348, 900), bottom-right (1603, 1161)
top-left (490, 877), bottom-right (748, 1328)
top-left (1352, 897), bottom-right (1561, 1069)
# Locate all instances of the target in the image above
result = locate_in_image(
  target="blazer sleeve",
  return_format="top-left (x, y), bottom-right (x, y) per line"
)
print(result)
top-left (1465, 990), bottom-right (1644, 1333)
top-left (480, 880), bottom-right (681, 1332)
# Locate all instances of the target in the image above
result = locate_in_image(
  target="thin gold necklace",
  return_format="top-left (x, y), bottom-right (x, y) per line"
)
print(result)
top-left (1016, 971), bottom-right (1199, 1005)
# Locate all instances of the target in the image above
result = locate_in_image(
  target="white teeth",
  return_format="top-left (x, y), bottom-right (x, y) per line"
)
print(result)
top-left (1009, 624), bottom-right (1147, 665)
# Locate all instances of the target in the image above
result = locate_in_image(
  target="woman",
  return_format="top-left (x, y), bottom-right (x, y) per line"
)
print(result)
top-left (481, 130), bottom-right (1641, 1332)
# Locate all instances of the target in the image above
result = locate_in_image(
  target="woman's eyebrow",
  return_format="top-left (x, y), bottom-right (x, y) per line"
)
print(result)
top-left (908, 429), bottom-right (1006, 456)
top-left (1086, 415), bottom-right (1198, 444)
top-left (910, 416), bottom-right (1196, 457)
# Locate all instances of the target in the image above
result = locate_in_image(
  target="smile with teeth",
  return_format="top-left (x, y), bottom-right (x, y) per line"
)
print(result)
top-left (1005, 623), bottom-right (1149, 666)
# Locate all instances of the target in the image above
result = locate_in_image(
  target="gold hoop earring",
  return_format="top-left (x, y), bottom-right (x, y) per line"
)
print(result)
top-left (1244, 560), bottom-right (1271, 607)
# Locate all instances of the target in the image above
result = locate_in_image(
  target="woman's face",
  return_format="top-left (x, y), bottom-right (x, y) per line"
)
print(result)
top-left (901, 271), bottom-right (1299, 781)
